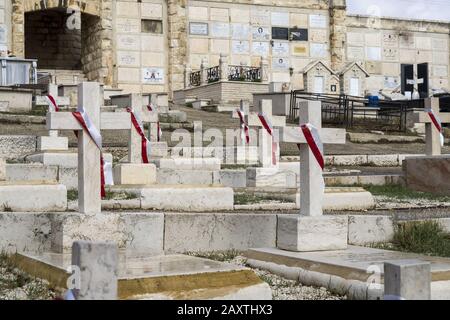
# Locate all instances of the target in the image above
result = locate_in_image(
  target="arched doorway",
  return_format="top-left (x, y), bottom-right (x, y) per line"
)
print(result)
top-left (12, 1), bottom-right (112, 85)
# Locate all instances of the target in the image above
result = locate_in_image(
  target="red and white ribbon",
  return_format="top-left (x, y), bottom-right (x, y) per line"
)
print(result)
top-left (46, 94), bottom-right (59, 112)
top-left (300, 123), bottom-right (325, 193)
top-left (72, 107), bottom-right (113, 198)
top-left (127, 107), bottom-right (150, 164)
top-left (258, 113), bottom-right (278, 165)
top-left (147, 104), bottom-right (162, 142)
top-left (425, 108), bottom-right (445, 147)
top-left (236, 109), bottom-right (250, 144)
top-left (300, 123), bottom-right (324, 170)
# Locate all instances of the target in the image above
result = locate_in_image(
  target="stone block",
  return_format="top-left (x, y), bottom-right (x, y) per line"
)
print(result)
top-left (157, 169), bottom-right (215, 185)
top-left (72, 241), bottom-right (118, 300)
top-left (0, 88), bottom-right (33, 113)
top-left (214, 170), bottom-right (247, 188)
top-left (58, 167), bottom-right (78, 189)
top-left (0, 182), bottom-right (67, 212)
top-left (113, 163), bottom-right (156, 185)
top-left (0, 213), bottom-right (52, 253)
top-left (247, 167), bottom-right (297, 188)
top-left (332, 155), bottom-right (368, 166)
top-left (37, 136), bottom-right (69, 151)
top-left (152, 158), bottom-right (221, 170)
top-left (139, 186), bottom-right (234, 211)
top-left (0, 158), bottom-right (5, 181)
top-left (403, 155), bottom-right (450, 195)
top-left (5, 163), bottom-right (58, 182)
top-left (50, 212), bottom-right (164, 256)
top-left (367, 154), bottom-right (399, 166)
top-left (0, 135), bottom-right (37, 160)
top-left (164, 213), bottom-right (277, 253)
top-left (321, 190), bottom-right (375, 211)
top-left (149, 142), bottom-right (168, 158)
top-left (348, 215), bottom-right (394, 245)
top-left (384, 260), bottom-right (431, 300)
top-left (277, 215), bottom-right (348, 252)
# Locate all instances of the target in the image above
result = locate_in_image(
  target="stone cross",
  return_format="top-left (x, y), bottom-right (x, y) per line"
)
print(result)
top-left (71, 241), bottom-right (118, 300)
top-left (111, 93), bottom-right (159, 143)
top-left (411, 97), bottom-right (450, 156)
top-left (247, 100), bottom-right (286, 168)
top-left (37, 84), bottom-right (69, 152)
top-left (47, 82), bottom-right (102, 214)
top-left (279, 100), bottom-right (346, 216)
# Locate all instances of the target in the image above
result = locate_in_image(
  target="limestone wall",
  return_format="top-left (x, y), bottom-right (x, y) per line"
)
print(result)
top-left (345, 15), bottom-right (450, 93)
top-left (113, 0), bottom-right (168, 94)
top-left (0, 0), bottom-right (10, 54)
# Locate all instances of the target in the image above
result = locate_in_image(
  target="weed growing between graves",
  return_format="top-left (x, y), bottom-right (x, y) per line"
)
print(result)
top-left (365, 184), bottom-right (450, 202)
top-left (0, 252), bottom-right (56, 300)
top-left (392, 220), bottom-right (450, 257)
top-left (67, 189), bottom-right (138, 201)
top-left (234, 193), bottom-right (291, 205)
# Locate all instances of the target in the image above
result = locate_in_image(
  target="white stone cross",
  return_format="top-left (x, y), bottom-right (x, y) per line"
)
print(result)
top-left (247, 100), bottom-right (286, 168)
top-left (411, 97), bottom-right (450, 156)
top-left (37, 84), bottom-right (69, 152)
top-left (279, 100), bottom-right (346, 216)
top-left (47, 82), bottom-right (103, 214)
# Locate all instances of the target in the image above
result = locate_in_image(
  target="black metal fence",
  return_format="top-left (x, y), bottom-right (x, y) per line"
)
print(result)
top-left (207, 66), bottom-right (220, 83)
top-left (189, 71), bottom-right (201, 87)
top-left (228, 66), bottom-right (261, 82)
top-left (289, 91), bottom-right (425, 132)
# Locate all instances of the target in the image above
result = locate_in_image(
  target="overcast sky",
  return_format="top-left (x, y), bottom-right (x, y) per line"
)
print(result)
top-left (347, 0), bottom-right (450, 22)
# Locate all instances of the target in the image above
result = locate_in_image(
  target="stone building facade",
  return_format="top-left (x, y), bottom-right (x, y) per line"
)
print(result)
top-left (2, 0), bottom-right (450, 96)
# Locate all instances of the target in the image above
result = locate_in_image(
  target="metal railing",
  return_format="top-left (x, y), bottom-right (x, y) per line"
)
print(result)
top-left (207, 66), bottom-right (220, 83)
top-left (289, 91), bottom-right (423, 132)
top-left (189, 70), bottom-right (201, 87)
top-left (228, 65), bottom-right (261, 82)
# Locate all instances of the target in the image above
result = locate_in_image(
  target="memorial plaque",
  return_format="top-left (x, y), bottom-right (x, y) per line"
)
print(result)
top-left (310, 43), bottom-right (327, 58)
top-left (366, 47), bottom-right (382, 61)
top-left (252, 42), bottom-right (269, 57)
top-left (383, 33), bottom-right (399, 48)
top-left (252, 26), bottom-right (270, 41)
top-left (231, 24), bottom-right (250, 40)
top-left (190, 22), bottom-right (208, 36)
top-left (211, 22), bottom-right (230, 38)
top-left (272, 42), bottom-right (289, 56)
top-left (293, 45), bottom-right (308, 56)
top-left (365, 61), bottom-right (382, 74)
top-left (383, 48), bottom-right (398, 61)
top-left (118, 52), bottom-right (139, 66)
top-left (251, 9), bottom-right (271, 25)
top-left (309, 14), bottom-right (327, 28)
top-left (117, 18), bottom-right (140, 33)
top-left (384, 76), bottom-right (399, 89)
top-left (273, 57), bottom-right (289, 69)
top-left (232, 40), bottom-right (250, 54)
top-left (272, 27), bottom-right (289, 40)
top-left (142, 68), bottom-right (164, 84)
top-left (310, 29), bottom-right (327, 43)
top-left (290, 28), bottom-right (308, 41)
top-left (271, 12), bottom-right (289, 27)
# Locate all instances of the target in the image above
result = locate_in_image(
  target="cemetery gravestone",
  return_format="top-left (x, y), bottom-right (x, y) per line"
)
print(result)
top-left (277, 100), bottom-right (348, 251)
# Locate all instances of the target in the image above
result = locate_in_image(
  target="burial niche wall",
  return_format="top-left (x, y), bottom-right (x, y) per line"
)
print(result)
top-left (25, 8), bottom-right (82, 70)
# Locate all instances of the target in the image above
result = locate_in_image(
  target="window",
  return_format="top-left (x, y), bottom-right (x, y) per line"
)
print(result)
top-left (141, 19), bottom-right (163, 34)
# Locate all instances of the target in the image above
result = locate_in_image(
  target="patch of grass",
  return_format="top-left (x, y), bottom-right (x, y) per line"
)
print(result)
top-left (187, 250), bottom-right (242, 262)
top-left (364, 184), bottom-right (450, 202)
top-left (67, 189), bottom-right (137, 201)
top-left (234, 193), bottom-right (292, 205)
top-left (2, 204), bottom-right (12, 212)
top-left (67, 189), bottom-right (78, 201)
top-left (392, 220), bottom-right (450, 257)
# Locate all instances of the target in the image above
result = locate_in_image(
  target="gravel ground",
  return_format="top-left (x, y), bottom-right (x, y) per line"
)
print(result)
top-left (228, 256), bottom-right (345, 300)
top-left (0, 255), bottom-right (56, 300)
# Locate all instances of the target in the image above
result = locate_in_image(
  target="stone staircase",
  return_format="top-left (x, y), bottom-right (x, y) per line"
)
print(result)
top-left (38, 69), bottom-right (88, 85)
